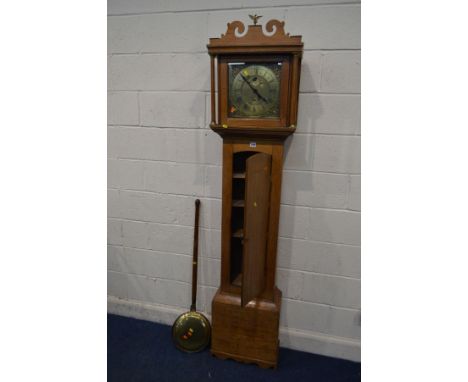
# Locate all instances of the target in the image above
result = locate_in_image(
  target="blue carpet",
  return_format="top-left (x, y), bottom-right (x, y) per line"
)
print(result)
top-left (108, 314), bottom-right (360, 381)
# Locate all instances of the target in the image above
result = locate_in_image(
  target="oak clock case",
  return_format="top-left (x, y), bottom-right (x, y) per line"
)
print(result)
top-left (207, 17), bottom-right (303, 369)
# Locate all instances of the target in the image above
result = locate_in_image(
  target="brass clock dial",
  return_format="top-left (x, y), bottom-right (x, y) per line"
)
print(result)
top-left (228, 63), bottom-right (281, 119)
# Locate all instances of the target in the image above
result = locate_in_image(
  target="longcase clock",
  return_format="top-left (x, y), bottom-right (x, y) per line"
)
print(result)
top-left (207, 16), bottom-right (303, 368)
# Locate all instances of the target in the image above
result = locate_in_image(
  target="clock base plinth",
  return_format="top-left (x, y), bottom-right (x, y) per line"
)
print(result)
top-left (210, 287), bottom-right (282, 369)
top-left (211, 348), bottom-right (278, 369)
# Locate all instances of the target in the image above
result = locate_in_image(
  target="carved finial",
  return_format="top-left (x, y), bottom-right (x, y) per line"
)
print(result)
top-left (249, 14), bottom-right (262, 25)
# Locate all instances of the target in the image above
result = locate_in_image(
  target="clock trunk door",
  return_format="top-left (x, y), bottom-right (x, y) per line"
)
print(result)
top-left (241, 152), bottom-right (272, 307)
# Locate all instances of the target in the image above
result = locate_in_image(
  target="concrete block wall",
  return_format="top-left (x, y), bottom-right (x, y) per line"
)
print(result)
top-left (107, 0), bottom-right (361, 362)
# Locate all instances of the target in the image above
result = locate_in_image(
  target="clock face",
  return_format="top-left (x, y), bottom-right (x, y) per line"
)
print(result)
top-left (228, 62), bottom-right (282, 119)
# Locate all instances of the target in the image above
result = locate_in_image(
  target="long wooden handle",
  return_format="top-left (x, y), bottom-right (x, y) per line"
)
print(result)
top-left (190, 199), bottom-right (201, 311)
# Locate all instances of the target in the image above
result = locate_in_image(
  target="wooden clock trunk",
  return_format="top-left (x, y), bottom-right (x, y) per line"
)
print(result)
top-left (207, 18), bottom-right (303, 368)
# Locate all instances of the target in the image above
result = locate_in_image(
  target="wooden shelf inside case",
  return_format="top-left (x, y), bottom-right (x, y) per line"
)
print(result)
top-left (232, 200), bottom-right (245, 207)
top-left (233, 172), bottom-right (246, 179)
top-left (232, 274), bottom-right (242, 287)
top-left (232, 228), bottom-right (244, 238)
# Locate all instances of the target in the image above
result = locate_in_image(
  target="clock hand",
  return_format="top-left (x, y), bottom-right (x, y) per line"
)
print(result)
top-left (240, 74), bottom-right (268, 102)
top-left (240, 74), bottom-right (269, 103)
top-left (254, 89), bottom-right (269, 104)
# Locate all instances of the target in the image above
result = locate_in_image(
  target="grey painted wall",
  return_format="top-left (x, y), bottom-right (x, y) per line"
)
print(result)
top-left (107, 0), bottom-right (361, 361)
